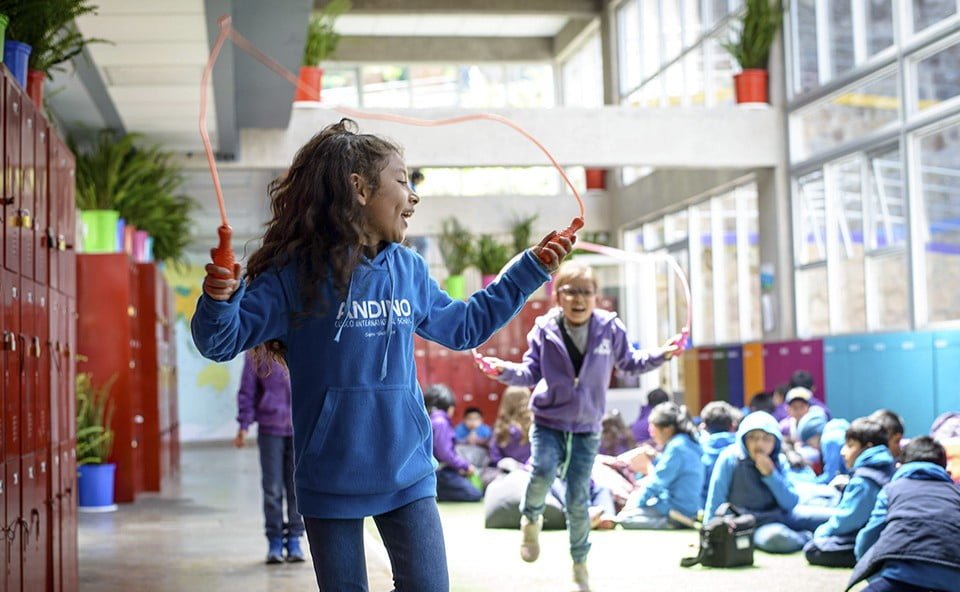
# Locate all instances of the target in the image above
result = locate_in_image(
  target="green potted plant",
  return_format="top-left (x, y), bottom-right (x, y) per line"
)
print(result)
top-left (721, 0), bottom-right (783, 104)
top-left (296, 0), bottom-right (350, 102)
top-left (475, 234), bottom-right (510, 287)
top-left (509, 213), bottom-right (537, 255)
top-left (0, 0), bottom-right (104, 105)
top-left (76, 372), bottom-right (117, 510)
top-left (73, 130), bottom-right (197, 263)
top-left (438, 217), bottom-right (474, 300)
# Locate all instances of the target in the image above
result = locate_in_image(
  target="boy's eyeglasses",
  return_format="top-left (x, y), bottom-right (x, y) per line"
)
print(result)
top-left (558, 287), bottom-right (596, 299)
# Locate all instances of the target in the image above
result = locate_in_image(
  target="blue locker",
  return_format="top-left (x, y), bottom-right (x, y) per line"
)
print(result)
top-left (824, 335), bottom-right (861, 422)
top-left (933, 331), bottom-right (960, 418)
top-left (725, 346), bottom-right (745, 408)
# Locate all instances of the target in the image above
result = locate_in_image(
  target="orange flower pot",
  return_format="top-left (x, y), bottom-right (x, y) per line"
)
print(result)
top-left (733, 69), bottom-right (768, 104)
top-left (294, 66), bottom-right (323, 102)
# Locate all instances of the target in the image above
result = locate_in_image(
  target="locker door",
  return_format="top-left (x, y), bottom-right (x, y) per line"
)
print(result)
top-left (3, 82), bottom-right (20, 274)
top-left (21, 281), bottom-right (36, 459)
top-left (61, 442), bottom-right (77, 592)
top-left (0, 460), bottom-right (5, 592)
top-left (2, 270), bottom-right (20, 464)
top-left (36, 287), bottom-right (49, 454)
top-left (34, 119), bottom-right (47, 285)
top-left (47, 136), bottom-right (60, 291)
top-left (20, 101), bottom-right (35, 280)
top-left (4, 460), bottom-right (20, 592)
top-left (47, 442), bottom-right (61, 592)
top-left (61, 152), bottom-right (76, 295)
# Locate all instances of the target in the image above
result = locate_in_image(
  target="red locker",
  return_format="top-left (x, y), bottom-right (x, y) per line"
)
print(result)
top-left (3, 76), bottom-right (21, 275)
top-left (3, 271), bottom-right (21, 464)
top-left (59, 441), bottom-right (77, 592)
top-left (35, 118), bottom-right (48, 285)
top-left (60, 152), bottom-right (76, 296)
top-left (20, 100), bottom-right (35, 280)
top-left (66, 297), bottom-right (77, 445)
top-left (48, 291), bottom-right (60, 445)
top-left (21, 281), bottom-right (36, 460)
top-left (4, 461), bottom-right (21, 592)
top-left (137, 262), bottom-right (168, 492)
top-left (20, 450), bottom-right (46, 592)
top-left (47, 136), bottom-right (61, 292)
top-left (36, 288), bottom-right (50, 451)
top-left (0, 460), bottom-right (5, 592)
top-left (47, 442), bottom-right (61, 592)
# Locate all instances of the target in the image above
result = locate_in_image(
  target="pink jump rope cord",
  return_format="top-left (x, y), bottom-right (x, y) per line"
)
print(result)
top-left (201, 16), bottom-right (692, 354)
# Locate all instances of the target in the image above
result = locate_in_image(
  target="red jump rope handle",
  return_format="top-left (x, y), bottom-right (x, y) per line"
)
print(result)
top-left (538, 216), bottom-right (584, 265)
top-left (211, 225), bottom-right (235, 277)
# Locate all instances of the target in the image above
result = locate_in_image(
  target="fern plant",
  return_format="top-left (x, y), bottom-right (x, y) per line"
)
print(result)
top-left (475, 234), bottom-right (511, 276)
top-left (76, 372), bottom-right (116, 465)
top-left (509, 214), bottom-right (537, 255)
top-left (0, 0), bottom-right (106, 79)
top-left (303, 0), bottom-right (351, 66)
top-left (721, 0), bottom-right (783, 70)
top-left (438, 217), bottom-right (474, 276)
top-left (73, 131), bottom-right (197, 264)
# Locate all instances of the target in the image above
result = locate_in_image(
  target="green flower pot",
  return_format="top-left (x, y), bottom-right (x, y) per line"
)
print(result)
top-left (0, 14), bottom-right (8, 50)
top-left (81, 209), bottom-right (120, 253)
top-left (445, 274), bottom-right (466, 300)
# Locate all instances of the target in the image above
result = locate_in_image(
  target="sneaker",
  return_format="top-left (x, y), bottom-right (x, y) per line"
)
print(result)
top-left (285, 536), bottom-right (306, 563)
top-left (519, 515), bottom-right (542, 563)
top-left (266, 537), bottom-right (284, 565)
top-left (572, 562), bottom-right (590, 592)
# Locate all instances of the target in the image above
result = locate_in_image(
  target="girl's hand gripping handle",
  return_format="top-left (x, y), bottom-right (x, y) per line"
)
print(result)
top-left (534, 216), bottom-right (581, 272)
top-left (211, 225), bottom-right (235, 277)
top-left (204, 227), bottom-right (242, 302)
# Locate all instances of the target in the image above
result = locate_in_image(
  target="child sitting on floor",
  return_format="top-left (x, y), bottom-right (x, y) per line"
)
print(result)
top-left (425, 384), bottom-right (482, 502)
top-left (456, 406), bottom-right (492, 447)
top-left (699, 401), bottom-right (740, 506)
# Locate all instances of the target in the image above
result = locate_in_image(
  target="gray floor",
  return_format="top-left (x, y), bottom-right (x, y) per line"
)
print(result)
top-left (79, 443), bottom-right (856, 591)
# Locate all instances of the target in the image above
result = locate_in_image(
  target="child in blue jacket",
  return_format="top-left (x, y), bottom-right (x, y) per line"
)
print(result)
top-left (849, 436), bottom-right (960, 592)
top-left (698, 401), bottom-right (740, 506)
top-left (617, 402), bottom-right (704, 528)
top-left (705, 411), bottom-right (833, 553)
top-left (193, 119), bottom-right (573, 591)
top-left (797, 406), bottom-right (850, 484)
top-left (804, 418), bottom-right (895, 568)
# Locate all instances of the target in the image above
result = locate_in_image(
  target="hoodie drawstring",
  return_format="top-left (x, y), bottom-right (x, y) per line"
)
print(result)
top-left (380, 254), bottom-right (395, 381)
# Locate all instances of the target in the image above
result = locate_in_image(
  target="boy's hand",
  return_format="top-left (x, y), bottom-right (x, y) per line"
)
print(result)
top-left (753, 454), bottom-right (774, 476)
top-left (233, 429), bottom-right (246, 448)
top-left (204, 248), bottom-right (242, 301)
top-left (532, 231), bottom-right (575, 273)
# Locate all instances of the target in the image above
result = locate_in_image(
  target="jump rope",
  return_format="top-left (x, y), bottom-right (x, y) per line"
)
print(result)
top-left (199, 15), bottom-right (691, 361)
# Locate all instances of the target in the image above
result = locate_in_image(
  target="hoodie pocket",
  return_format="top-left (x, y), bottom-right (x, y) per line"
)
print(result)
top-left (296, 385), bottom-right (433, 496)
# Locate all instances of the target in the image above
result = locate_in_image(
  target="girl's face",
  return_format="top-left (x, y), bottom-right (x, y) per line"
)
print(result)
top-left (358, 152), bottom-right (419, 246)
top-left (649, 422), bottom-right (675, 447)
top-left (556, 278), bottom-right (596, 326)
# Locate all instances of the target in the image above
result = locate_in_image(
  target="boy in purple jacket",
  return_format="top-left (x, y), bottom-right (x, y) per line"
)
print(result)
top-left (477, 262), bottom-right (680, 591)
top-left (235, 349), bottom-right (304, 564)
top-left (424, 384), bottom-right (482, 502)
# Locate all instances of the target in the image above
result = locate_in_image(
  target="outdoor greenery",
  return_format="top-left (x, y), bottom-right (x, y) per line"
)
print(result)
top-left (73, 131), bottom-right (197, 263)
top-left (721, 0), bottom-right (783, 70)
top-left (475, 234), bottom-right (511, 276)
top-left (438, 217), bottom-right (474, 276)
top-left (303, 0), bottom-right (351, 66)
top-left (76, 372), bottom-right (115, 465)
top-left (0, 0), bottom-right (105, 78)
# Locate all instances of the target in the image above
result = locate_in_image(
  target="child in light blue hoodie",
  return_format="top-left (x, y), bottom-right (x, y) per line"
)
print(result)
top-left (698, 401), bottom-right (740, 507)
top-left (804, 418), bottom-right (895, 568)
top-left (705, 411), bottom-right (834, 553)
top-left (192, 119), bottom-right (574, 591)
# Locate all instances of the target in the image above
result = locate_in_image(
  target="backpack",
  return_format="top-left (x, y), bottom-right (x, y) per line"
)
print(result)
top-left (680, 504), bottom-right (756, 568)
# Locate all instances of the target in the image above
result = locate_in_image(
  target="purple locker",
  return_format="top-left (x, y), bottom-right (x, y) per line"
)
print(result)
top-left (762, 339), bottom-right (826, 401)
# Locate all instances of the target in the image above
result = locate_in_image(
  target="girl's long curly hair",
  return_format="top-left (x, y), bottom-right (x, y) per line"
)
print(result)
top-left (493, 387), bottom-right (532, 447)
top-left (245, 119), bottom-right (401, 359)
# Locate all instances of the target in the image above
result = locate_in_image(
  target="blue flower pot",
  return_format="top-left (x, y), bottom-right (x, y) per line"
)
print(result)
top-left (78, 463), bottom-right (117, 510)
top-left (3, 40), bottom-right (31, 88)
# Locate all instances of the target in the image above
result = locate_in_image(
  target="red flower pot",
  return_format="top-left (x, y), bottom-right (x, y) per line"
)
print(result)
top-left (733, 69), bottom-right (768, 104)
top-left (294, 66), bottom-right (323, 102)
top-left (585, 168), bottom-right (606, 190)
top-left (27, 69), bottom-right (44, 106)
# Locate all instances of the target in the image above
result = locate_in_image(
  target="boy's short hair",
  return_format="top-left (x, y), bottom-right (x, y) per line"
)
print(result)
top-left (845, 418), bottom-right (888, 448)
top-left (789, 370), bottom-right (815, 390)
top-left (900, 436), bottom-right (947, 468)
top-left (749, 392), bottom-right (776, 414)
top-left (463, 407), bottom-right (483, 417)
top-left (869, 409), bottom-right (905, 438)
top-left (552, 262), bottom-right (597, 293)
top-left (423, 383), bottom-right (456, 412)
top-left (700, 401), bottom-right (741, 433)
top-left (647, 388), bottom-right (671, 408)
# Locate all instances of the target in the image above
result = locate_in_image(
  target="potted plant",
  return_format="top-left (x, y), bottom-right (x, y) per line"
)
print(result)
top-left (510, 213), bottom-right (537, 255)
top-left (73, 131), bottom-right (197, 263)
top-left (296, 0), bottom-right (350, 102)
top-left (0, 0), bottom-right (104, 104)
top-left (76, 372), bottom-right (117, 511)
top-left (475, 234), bottom-right (510, 287)
top-left (721, 0), bottom-right (783, 105)
top-left (438, 217), bottom-right (474, 300)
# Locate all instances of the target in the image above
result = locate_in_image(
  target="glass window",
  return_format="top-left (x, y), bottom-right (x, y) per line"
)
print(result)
top-left (829, 1), bottom-right (855, 78)
top-left (795, 0), bottom-right (820, 94)
top-left (662, 0), bottom-right (683, 63)
top-left (797, 266), bottom-right (830, 336)
top-left (706, 37), bottom-right (736, 105)
top-left (796, 170), bottom-right (827, 264)
top-left (506, 65), bottom-right (554, 107)
top-left (866, 147), bottom-right (906, 250)
top-left (916, 39), bottom-right (960, 113)
top-left (708, 0), bottom-right (732, 26)
top-left (867, 0), bottom-right (895, 56)
top-left (361, 65), bottom-right (410, 108)
top-left (832, 158), bottom-right (867, 332)
top-left (868, 252), bottom-right (910, 329)
top-left (321, 68), bottom-right (359, 107)
top-left (912, 0), bottom-right (957, 34)
top-left (664, 61), bottom-right (685, 106)
top-left (641, 0), bottom-right (662, 80)
top-left (665, 209), bottom-right (689, 243)
top-left (683, 0), bottom-right (703, 47)
top-left (644, 219), bottom-right (665, 251)
top-left (720, 194), bottom-right (741, 341)
top-left (692, 202), bottom-right (715, 344)
top-left (410, 65), bottom-right (459, 108)
top-left (791, 70), bottom-right (900, 161)
top-left (562, 34), bottom-right (604, 107)
top-left (686, 46), bottom-right (707, 106)
top-left (618, 0), bottom-right (642, 94)
top-left (461, 66), bottom-right (506, 108)
top-left (918, 124), bottom-right (960, 323)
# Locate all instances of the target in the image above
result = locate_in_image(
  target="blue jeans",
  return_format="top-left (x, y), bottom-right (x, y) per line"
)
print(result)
top-left (304, 496), bottom-right (448, 592)
top-left (521, 424), bottom-right (599, 563)
top-left (258, 433), bottom-right (304, 540)
top-left (435, 467), bottom-right (482, 502)
top-left (753, 504), bottom-right (835, 553)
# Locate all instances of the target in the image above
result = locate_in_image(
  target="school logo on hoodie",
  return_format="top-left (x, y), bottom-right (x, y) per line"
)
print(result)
top-left (593, 339), bottom-right (612, 356)
top-left (334, 298), bottom-right (414, 335)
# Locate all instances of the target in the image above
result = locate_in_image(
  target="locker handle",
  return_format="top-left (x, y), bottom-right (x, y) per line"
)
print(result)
top-left (15, 208), bottom-right (31, 228)
top-left (57, 234), bottom-right (66, 251)
top-left (30, 336), bottom-right (41, 358)
top-left (2, 331), bottom-right (15, 352)
top-left (0, 195), bottom-right (12, 205)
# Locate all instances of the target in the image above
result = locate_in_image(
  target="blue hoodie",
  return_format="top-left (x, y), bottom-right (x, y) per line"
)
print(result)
top-left (813, 445), bottom-right (895, 539)
top-left (816, 417), bottom-right (851, 485)
top-left (700, 431), bottom-right (738, 506)
top-left (191, 245), bottom-right (549, 518)
top-left (704, 411), bottom-right (799, 521)
top-left (634, 433), bottom-right (704, 519)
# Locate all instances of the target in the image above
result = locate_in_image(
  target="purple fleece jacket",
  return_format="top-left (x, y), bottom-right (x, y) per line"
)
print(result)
top-left (236, 351), bottom-right (293, 437)
top-left (496, 308), bottom-right (667, 434)
top-left (488, 424), bottom-right (531, 465)
top-left (430, 409), bottom-right (470, 472)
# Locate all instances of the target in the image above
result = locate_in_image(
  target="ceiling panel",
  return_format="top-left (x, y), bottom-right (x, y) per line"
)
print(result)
top-left (76, 15), bottom-right (206, 42)
top-left (335, 14), bottom-right (568, 37)
top-left (103, 65), bottom-right (205, 86)
top-left (89, 42), bottom-right (208, 66)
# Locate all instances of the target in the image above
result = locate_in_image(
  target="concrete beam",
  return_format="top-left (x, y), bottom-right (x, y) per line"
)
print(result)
top-left (330, 35), bottom-right (553, 62)
top-left (46, 42), bottom-right (125, 139)
top-left (553, 18), bottom-right (597, 60)
top-left (204, 0), bottom-right (238, 159)
top-left (319, 0), bottom-right (602, 16)
top-left (233, 105), bottom-right (783, 169)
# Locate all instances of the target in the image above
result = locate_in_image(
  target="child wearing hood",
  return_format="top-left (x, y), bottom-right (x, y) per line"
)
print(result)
top-left (698, 401), bottom-right (741, 506)
top-left (797, 406), bottom-right (850, 484)
top-left (705, 411), bottom-right (834, 553)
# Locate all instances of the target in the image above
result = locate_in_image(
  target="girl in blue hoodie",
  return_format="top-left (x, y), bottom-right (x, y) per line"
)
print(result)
top-left (477, 262), bottom-right (679, 591)
top-left (193, 119), bottom-right (574, 592)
